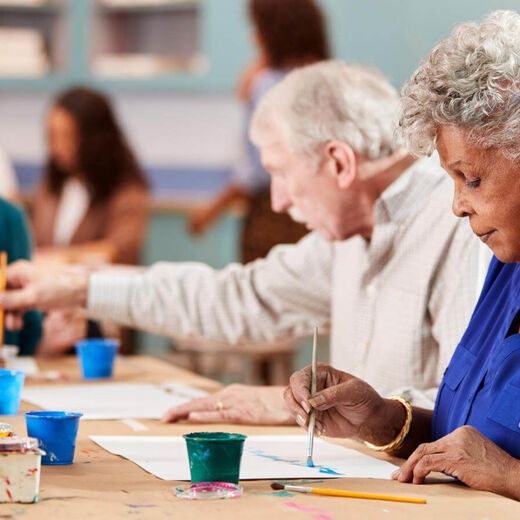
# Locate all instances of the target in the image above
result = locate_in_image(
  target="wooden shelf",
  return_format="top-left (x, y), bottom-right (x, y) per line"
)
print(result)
top-left (0, 1), bottom-right (62, 13)
top-left (98, 1), bottom-right (200, 13)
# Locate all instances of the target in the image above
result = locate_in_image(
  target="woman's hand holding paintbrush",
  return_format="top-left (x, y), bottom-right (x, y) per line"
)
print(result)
top-left (284, 364), bottom-right (406, 446)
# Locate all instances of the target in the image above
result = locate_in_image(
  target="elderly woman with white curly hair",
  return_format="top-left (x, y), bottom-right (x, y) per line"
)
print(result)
top-left (284, 10), bottom-right (520, 499)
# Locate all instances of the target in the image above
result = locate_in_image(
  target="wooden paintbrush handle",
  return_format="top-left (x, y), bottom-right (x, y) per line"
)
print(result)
top-left (311, 487), bottom-right (426, 504)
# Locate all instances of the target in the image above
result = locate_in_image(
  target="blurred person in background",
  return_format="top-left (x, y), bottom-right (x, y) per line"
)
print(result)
top-left (189, 0), bottom-right (329, 263)
top-left (30, 87), bottom-right (149, 356)
top-left (0, 198), bottom-right (41, 355)
top-left (0, 146), bottom-right (21, 203)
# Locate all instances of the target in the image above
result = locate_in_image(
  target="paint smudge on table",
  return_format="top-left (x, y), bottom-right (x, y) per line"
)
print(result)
top-left (251, 480), bottom-right (326, 497)
top-left (250, 490), bottom-right (297, 497)
top-left (248, 450), bottom-right (342, 475)
top-left (276, 480), bottom-right (325, 485)
top-left (285, 502), bottom-right (334, 520)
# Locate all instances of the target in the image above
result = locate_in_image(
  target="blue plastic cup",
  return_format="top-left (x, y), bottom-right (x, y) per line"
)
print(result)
top-left (0, 369), bottom-right (25, 415)
top-left (25, 411), bottom-right (83, 465)
top-left (75, 338), bottom-right (119, 379)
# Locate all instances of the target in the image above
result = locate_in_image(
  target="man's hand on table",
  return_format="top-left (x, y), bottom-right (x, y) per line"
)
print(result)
top-left (162, 384), bottom-right (296, 425)
top-left (0, 260), bottom-right (89, 329)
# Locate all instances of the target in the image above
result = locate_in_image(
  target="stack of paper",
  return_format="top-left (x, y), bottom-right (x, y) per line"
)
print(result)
top-left (0, 28), bottom-right (49, 77)
top-left (22, 382), bottom-right (208, 420)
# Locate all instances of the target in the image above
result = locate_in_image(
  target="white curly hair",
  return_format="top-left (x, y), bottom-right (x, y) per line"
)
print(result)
top-left (401, 10), bottom-right (520, 159)
top-left (250, 60), bottom-right (401, 163)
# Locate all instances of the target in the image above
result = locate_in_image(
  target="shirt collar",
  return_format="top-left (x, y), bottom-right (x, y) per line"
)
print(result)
top-left (374, 152), bottom-right (446, 224)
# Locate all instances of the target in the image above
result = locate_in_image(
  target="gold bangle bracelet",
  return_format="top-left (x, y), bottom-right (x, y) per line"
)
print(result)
top-left (364, 395), bottom-right (412, 452)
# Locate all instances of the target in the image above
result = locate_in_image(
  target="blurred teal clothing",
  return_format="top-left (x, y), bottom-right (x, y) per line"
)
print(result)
top-left (0, 199), bottom-right (42, 354)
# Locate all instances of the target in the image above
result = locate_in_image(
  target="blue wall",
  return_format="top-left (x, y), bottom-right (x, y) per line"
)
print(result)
top-left (321, 0), bottom-right (520, 89)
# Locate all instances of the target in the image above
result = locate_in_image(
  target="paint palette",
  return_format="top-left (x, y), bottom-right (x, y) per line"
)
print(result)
top-left (175, 482), bottom-right (242, 500)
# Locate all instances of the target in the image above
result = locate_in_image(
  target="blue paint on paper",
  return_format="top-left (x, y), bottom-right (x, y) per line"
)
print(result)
top-left (248, 449), bottom-right (342, 476)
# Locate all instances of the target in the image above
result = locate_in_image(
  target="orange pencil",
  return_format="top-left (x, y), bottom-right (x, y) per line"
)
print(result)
top-left (271, 482), bottom-right (426, 504)
top-left (0, 251), bottom-right (7, 349)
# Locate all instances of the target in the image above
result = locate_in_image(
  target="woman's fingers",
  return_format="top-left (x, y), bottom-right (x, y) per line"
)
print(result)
top-left (393, 440), bottom-right (445, 482)
top-left (309, 375), bottom-right (375, 411)
top-left (393, 452), bottom-right (450, 484)
top-left (283, 385), bottom-right (309, 428)
top-left (289, 366), bottom-right (312, 412)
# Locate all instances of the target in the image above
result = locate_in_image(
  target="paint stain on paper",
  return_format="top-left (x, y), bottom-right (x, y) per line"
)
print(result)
top-left (285, 502), bottom-right (334, 520)
top-left (249, 450), bottom-right (342, 476)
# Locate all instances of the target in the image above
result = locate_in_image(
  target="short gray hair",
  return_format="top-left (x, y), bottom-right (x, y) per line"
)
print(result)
top-left (401, 10), bottom-right (520, 159)
top-left (250, 60), bottom-right (400, 162)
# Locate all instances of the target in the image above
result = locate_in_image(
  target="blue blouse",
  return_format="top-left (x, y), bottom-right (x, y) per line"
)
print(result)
top-left (432, 256), bottom-right (520, 458)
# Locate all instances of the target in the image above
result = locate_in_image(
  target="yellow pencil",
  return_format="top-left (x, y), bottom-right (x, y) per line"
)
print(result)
top-left (271, 482), bottom-right (426, 504)
top-left (0, 251), bottom-right (7, 349)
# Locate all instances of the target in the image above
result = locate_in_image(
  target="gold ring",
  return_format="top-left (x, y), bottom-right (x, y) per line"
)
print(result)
top-left (215, 400), bottom-right (224, 411)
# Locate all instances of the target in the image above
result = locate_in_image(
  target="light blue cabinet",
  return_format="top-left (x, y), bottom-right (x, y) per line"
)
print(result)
top-left (0, 0), bottom-right (253, 92)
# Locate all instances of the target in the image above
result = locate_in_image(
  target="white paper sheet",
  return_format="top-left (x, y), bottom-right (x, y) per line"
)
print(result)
top-left (90, 435), bottom-right (397, 480)
top-left (11, 357), bottom-right (39, 375)
top-left (22, 382), bottom-right (208, 420)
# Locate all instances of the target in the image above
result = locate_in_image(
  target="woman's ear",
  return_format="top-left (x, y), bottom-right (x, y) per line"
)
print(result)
top-left (325, 141), bottom-right (356, 189)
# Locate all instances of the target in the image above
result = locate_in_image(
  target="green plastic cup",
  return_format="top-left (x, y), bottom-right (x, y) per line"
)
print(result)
top-left (183, 432), bottom-right (247, 484)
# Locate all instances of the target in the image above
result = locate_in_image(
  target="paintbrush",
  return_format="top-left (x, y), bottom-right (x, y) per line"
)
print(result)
top-left (270, 483), bottom-right (426, 504)
top-left (0, 251), bottom-right (7, 350)
top-left (307, 325), bottom-right (318, 467)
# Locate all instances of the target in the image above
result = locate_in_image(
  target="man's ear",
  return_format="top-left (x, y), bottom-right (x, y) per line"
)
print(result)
top-left (325, 141), bottom-right (356, 189)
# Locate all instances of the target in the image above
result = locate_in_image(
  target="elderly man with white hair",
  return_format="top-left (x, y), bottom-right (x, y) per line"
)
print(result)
top-left (0, 61), bottom-right (488, 424)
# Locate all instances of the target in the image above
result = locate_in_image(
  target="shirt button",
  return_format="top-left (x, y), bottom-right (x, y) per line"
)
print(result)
top-left (366, 284), bottom-right (376, 296)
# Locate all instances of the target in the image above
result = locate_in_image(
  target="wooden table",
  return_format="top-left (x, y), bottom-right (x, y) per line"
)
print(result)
top-left (0, 356), bottom-right (519, 519)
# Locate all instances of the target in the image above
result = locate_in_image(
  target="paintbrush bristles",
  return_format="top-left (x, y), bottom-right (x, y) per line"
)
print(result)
top-left (271, 482), bottom-right (284, 490)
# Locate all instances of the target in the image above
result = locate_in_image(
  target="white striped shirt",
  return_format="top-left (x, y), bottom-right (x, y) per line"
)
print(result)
top-left (87, 155), bottom-right (491, 404)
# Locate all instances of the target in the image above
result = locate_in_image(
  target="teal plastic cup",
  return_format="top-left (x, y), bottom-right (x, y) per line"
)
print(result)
top-left (0, 369), bottom-right (25, 415)
top-left (183, 432), bottom-right (247, 484)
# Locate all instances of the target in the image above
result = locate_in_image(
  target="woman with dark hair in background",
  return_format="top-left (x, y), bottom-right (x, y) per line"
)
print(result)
top-left (31, 86), bottom-right (149, 355)
top-left (32, 87), bottom-right (149, 265)
top-left (189, 0), bottom-right (330, 263)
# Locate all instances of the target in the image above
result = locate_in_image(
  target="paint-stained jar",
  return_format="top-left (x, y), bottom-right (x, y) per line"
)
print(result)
top-left (0, 437), bottom-right (44, 503)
